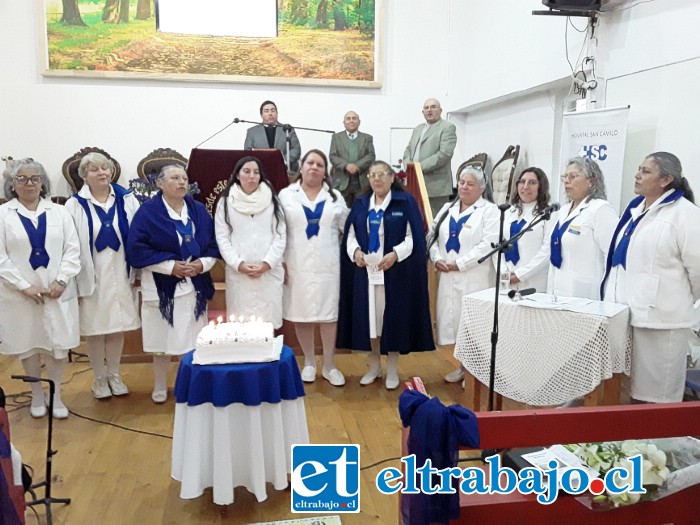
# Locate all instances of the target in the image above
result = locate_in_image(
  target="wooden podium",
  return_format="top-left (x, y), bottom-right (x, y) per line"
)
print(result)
top-left (187, 148), bottom-right (290, 216)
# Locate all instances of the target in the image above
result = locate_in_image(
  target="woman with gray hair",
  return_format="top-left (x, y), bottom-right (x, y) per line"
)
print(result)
top-left (65, 152), bottom-right (140, 400)
top-left (126, 165), bottom-right (220, 403)
top-left (523, 157), bottom-right (618, 300)
top-left (602, 152), bottom-right (700, 403)
top-left (427, 165), bottom-right (499, 383)
top-left (0, 159), bottom-right (80, 418)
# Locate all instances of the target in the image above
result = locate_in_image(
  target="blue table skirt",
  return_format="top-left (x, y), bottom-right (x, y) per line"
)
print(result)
top-left (174, 346), bottom-right (306, 407)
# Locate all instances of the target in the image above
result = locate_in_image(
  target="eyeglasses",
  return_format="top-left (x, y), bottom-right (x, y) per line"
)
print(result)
top-left (560, 173), bottom-right (583, 182)
top-left (517, 179), bottom-right (539, 187)
top-left (367, 172), bottom-right (392, 180)
top-left (15, 175), bottom-right (42, 185)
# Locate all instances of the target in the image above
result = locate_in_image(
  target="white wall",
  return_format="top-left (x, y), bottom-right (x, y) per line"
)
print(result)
top-left (0, 0), bottom-right (451, 195)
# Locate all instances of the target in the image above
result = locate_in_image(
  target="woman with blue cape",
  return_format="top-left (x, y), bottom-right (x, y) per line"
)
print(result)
top-left (602, 152), bottom-right (700, 403)
top-left (65, 152), bottom-right (140, 400)
top-left (337, 160), bottom-right (434, 390)
top-left (127, 165), bottom-right (220, 403)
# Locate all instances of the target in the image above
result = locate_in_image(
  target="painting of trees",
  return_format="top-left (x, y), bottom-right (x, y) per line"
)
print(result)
top-left (280, 0), bottom-right (374, 34)
top-left (136, 0), bottom-right (151, 20)
top-left (60, 0), bottom-right (86, 26)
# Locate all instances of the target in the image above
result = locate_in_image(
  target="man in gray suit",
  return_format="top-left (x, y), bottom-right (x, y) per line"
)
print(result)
top-left (402, 98), bottom-right (457, 216)
top-left (329, 111), bottom-right (376, 207)
top-left (244, 100), bottom-right (302, 172)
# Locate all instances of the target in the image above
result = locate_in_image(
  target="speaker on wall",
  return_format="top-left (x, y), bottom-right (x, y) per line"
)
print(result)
top-left (542, 0), bottom-right (602, 11)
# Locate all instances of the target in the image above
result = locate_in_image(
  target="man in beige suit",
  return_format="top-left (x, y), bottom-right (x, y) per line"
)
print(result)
top-left (402, 98), bottom-right (457, 215)
top-left (329, 111), bottom-right (376, 207)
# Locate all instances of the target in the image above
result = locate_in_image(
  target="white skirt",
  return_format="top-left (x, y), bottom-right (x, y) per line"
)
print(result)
top-left (631, 327), bottom-right (689, 403)
top-left (141, 292), bottom-right (206, 355)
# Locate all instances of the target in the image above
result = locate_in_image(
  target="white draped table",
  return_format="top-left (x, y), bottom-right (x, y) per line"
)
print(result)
top-left (454, 289), bottom-right (632, 407)
top-left (171, 347), bottom-right (309, 505)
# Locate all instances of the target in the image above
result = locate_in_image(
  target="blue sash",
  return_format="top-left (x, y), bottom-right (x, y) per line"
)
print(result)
top-left (93, 204), bottom-right (121, 252)
top-left (368, 209), bottom-right (384, 253)
top-left (18, 212), bottom-right (50, 270)
top-left (302, 201), bottom-right (326, 239)
top-left (549, 215), bottom-right (576, 269)
top-left (505, 218), bottom-right (527, 265)
top-left (173, 219), bottom-right (201, 261)
top-left (611, 190), bottom-right (684, 269)
top-left (445, 214), bottom-right (472, 253)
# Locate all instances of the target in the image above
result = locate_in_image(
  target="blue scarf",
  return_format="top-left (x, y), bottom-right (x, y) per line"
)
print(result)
top-left (505, 218), bottom-right (527, 265)
top-left (445, 214), bottom-right (472, 253)
top-left (173, 219), bottom-right (201, 261)
top-left (127, 193), bottom-right (220, 326)
top-left (302, 201), bottom-right (326, 239)
top-left (368, 209), bottom-right (384, 253)
top-left (549, 215), bottom-right (576, 269)
top-left (18, 212), bottom-right (50, 270)
top-left (73, 183), bottom-right (132, 270)
top-left (93, 204), bottom-right (121, 252)
top-left (601, 190), bottom-right (684, 299)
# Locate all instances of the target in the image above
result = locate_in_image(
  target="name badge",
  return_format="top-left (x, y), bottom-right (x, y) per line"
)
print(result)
top-left (567, 227), bottom-right (581, 236)
top-left (391, 211), bottom-right (403, 217)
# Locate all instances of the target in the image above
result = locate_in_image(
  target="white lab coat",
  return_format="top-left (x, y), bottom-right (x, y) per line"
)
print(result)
top-left (503, 202), bottom-right (549, 292)
top-left (65, 186), bottom-right (141, 336)
top-left (0, 199), bottom-right (80, 355)
top-left (428, 198), bottom-right (499, 345)
top-left (214, 196), bottom-right (286, 328)
top-left (279, 182), bottom-right (348, 322)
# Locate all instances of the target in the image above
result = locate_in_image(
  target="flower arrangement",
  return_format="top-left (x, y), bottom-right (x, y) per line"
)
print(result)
top-left (565, 438), bottom-right (700, 509)
top-left (128, 173), bottom-right (200, 203)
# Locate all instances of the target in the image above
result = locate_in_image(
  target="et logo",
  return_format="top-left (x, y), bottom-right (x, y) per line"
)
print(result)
top-left (291, 444), bottom-right (360, 513)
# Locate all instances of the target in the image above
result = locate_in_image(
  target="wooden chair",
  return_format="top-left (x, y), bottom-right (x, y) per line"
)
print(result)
top-left (456, 153), bottom-right (488, 176)
top-left (61, 147), bottom-right (121, 193)
top-left (136, 148), bottom-right (187, 181)
top-left (490, 145), bottom-right (520, 206)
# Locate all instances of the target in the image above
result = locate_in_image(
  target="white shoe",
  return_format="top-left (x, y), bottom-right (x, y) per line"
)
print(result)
top-left (360, 367), bottom-right (382, 386)
top-left (385, 373), bottom-right (400, 390)
top-left (107, 374), bottom-right (129, 396)
top-left (151, 390), bottom-right (168, 404)
top-left (301, 366), bottom-right (317, 383)
top-left (30, 404), bottom-right (47, 418)
top-left (92, 378), bottom-right (112, 399)
top-left (52, 405), bottom-right (69, 419)
top-left (444, 368), bottom-right (465, 383)
top-left (322, 368), bottom-right (345, 387)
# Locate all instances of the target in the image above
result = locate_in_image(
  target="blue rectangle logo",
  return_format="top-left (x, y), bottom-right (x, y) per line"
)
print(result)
top-left (291, 444), bottom-right (360, 513)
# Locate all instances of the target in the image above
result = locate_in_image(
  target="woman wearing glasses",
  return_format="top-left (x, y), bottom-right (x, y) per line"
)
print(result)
top-left (602, 152), bottom-right (700, 403)
top-left (427, 165), bottom-right (499, 384)
top-left (503, 167), bottom-right (552, 293)
top-left (338, 161), bottom-right (434, 390)
top-left (0, 159), bottom-right (80, 419)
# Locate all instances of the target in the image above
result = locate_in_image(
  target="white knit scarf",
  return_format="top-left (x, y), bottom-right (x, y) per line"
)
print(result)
top-left (230, 182), bottom-right (272, 215)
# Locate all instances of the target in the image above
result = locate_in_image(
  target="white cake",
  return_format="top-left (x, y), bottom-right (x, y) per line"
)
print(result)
top-left (193, 317), bottom-right (283, 365)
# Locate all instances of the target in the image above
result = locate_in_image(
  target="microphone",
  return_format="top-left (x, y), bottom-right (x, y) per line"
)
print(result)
top-left (233, 118), bottom-right (240, 124)
top-left (11, 374), bottom-right (41, 383)
top-left (508, 288), bottom-right (536, 299)
top-left (544, 202), bottom-right (561, 213)
top-left (282, 123), bottom-right (293, 132)
top-left (498, 203), bottom-right (511, 212)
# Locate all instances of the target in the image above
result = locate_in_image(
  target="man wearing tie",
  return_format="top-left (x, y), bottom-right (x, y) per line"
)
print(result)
top-left (244, 100), bottom-right (302, 173)
top-left (402, 98), bottom-right (457, 216)
top-left (329, 111), bottom-right (376, 207)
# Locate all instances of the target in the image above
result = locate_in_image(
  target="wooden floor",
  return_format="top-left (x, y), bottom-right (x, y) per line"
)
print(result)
top-left (0, 344), bottom-right (517, 525)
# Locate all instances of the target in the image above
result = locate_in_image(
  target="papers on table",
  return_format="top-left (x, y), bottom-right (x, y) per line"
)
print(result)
top-left (521, 445), bottom-right (599, 488)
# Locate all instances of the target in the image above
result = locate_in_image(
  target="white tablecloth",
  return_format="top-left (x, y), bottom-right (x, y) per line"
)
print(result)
top-left (171, 399), bottom-right (309, 505)
top-left (454, 288), bottom-right (632, 406)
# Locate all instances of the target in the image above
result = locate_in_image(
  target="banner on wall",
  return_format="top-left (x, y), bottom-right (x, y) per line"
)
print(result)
top-left (558, 105), bottom-right (630, 214)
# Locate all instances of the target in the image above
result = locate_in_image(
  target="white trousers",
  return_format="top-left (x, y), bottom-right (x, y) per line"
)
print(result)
top-left (631, 327), bottom-right (689, 403)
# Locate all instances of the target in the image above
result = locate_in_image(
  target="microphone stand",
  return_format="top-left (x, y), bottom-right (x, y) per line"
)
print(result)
top-left (11, 375), bottom-right (71, 524)
top-left (477, 205), bottom-right (557, 412)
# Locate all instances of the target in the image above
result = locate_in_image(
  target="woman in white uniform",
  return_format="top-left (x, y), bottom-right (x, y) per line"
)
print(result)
top-left (0, 159), bottom-right (80, 419)
top-left (504, 167), bottom-right (551, 292)
top-left (602, 152), bottom-right (700, 403)
top-left (127, 165), bottom-right (220, 403)
top-left (427, 166), bottom-right (499, 383)
top-left (215, 156), bottom-right (286, 327)
top-left (279, 150), bottom-right (348, 386)
top-left (522, 157), bottom-right (618, 300)
top-left (65, 153), bottom-right (140, 399)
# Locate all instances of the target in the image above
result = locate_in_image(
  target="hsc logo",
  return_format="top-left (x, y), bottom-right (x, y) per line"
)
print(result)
top-left (291, 444), bottom-right (360, 513)
top-left (578, 144), bottom-right (608, 161)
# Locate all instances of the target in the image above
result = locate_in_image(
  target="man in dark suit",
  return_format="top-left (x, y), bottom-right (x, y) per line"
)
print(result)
top-left (244, 100), bottom-right (302, 172)
top-left (402, 98), bottom-right (457, 216)
top-left (329, 111), bottom-right (376, 207)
